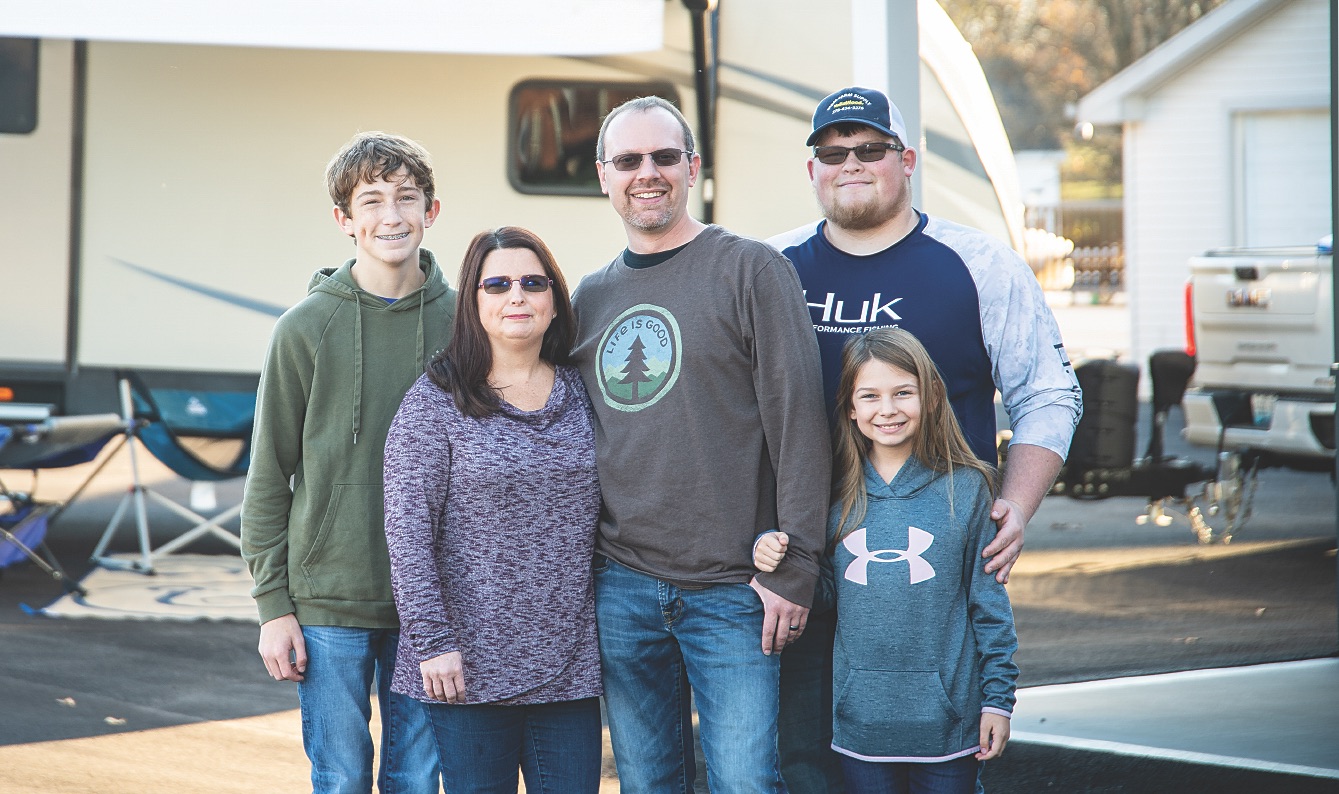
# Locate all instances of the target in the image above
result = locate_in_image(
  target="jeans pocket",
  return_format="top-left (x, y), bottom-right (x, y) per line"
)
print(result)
top-left (592, 552), bottom-right (610, 575)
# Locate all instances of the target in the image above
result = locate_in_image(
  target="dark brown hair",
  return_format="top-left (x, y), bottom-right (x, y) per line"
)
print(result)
top-left (812, 121), bottom-right (903, 149)
top-left (325, 131), bottom-right (436, 216)
top-left (427, 227), bottom-right (575, 417)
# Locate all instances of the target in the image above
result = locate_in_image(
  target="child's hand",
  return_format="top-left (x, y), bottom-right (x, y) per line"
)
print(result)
top-left (976, 712), bottom-right (1010, 760)
top-left (753, 531), bottom-right (789, 572)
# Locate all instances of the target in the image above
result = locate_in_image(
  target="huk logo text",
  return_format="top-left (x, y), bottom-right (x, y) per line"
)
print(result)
top-left (803, 291), bottom-right (903, 324)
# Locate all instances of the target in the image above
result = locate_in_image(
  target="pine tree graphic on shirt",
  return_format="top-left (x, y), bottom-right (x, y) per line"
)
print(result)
top-left (596, 304), bottom-right (683, 412)
top-left (619, 335), bottom-right (654, 400)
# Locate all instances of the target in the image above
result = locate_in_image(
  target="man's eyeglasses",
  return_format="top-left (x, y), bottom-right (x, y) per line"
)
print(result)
top-left (813, 142), bottom-right (905, 166)
top-left (599, 148), bottom-right (692, 172)
top-left (478, 274), bottom-right (554, 294)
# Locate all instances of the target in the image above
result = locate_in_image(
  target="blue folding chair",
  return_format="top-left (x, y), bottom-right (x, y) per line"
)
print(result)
top-left (89, 371), bottom-right (255, 573)
top-left (0, 412), bottom-right (124, 593)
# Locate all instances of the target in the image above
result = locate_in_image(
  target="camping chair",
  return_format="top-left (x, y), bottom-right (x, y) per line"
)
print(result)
top-left (0, 425), bottom-right (65, 583)
top-left (1, 409), bottom-right (125, 594)
top-left (0, 487), bottom-right (83, 595)
top-left (89, 371), bottom-right (255, 574)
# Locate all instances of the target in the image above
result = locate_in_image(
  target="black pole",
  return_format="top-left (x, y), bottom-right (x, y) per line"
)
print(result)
top-left (1329, 0), bottom-right (1337, 638)
top-left (65, 40), bottom-right (88, 405)
top-left (683, 0), bottom-right (719, 224)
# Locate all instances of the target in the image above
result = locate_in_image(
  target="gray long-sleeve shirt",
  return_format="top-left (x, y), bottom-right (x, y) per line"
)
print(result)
top-left (383, 367), bottom-right (602, 705)
top-left (571, 225), bottom-right (831, 606)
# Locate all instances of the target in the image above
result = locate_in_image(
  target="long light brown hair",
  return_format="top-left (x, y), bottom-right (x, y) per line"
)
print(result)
top-left (831, 327), bottom-right (997, 544)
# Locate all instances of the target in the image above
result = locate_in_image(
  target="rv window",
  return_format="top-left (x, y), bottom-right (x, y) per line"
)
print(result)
top-left (509, 80), bottom-right (680, 197)
top-left (0, 38), bottom-right (38, 135)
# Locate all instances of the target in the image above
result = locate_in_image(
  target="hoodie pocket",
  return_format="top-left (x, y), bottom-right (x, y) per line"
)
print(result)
top-left (834, 669), bottom-right (963, 757)
top-left (299, 484), bottom-right (392, 603)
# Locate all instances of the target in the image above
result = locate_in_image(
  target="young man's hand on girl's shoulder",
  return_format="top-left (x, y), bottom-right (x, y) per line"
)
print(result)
top-left (976, 712), bottom-right (1010, 760)
top-left (752, 531), bottom-right (789, 572)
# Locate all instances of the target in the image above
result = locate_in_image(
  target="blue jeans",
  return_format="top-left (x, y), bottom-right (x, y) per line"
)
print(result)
top-left (779, 608), bottom-right (844, 793)
top-left (298, 625), bottom-right (440, 794)
top-left (425, 697), bottom-right (602, 793)
top-left (594, 555), bottom-right (785, 793)
top-left (840, 756), bottom-right (980, 794)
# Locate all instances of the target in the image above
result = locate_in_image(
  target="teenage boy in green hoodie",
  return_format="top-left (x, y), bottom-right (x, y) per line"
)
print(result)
top-left (241, 131), bottom-right (455, 794)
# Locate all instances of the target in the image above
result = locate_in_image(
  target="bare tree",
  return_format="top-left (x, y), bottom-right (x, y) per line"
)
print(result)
top-left (942, 0), bottom-right (1226, 151)
top-left (1093, 0), bottom-right (1225, 70)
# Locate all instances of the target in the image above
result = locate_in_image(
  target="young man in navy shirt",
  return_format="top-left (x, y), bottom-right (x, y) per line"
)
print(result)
top-left (768, 86), bottom-right (1082, 793)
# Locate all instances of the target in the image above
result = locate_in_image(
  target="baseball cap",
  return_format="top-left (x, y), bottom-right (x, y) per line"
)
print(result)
top-left (806, 87), bottom-right (908, 147)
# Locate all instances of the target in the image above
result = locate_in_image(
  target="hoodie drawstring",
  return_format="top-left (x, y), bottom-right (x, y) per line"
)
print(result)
top-left (351, 294), bottom-right (363, 445)
top-left (416, 291), bottom-right (426, 377)
top-left (331, 254), bottom-right (435, 447)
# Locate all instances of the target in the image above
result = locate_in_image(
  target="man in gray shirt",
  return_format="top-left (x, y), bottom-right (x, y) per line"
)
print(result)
top-left (570, 96), bottom-right (831, 793)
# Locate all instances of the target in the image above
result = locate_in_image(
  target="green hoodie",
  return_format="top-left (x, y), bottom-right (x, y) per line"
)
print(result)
top-left (242, 250), bottom-right (456, 627)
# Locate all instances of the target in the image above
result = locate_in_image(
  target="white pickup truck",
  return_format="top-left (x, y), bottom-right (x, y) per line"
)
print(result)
top-left (1182, 236), bottom-right (1335, 470)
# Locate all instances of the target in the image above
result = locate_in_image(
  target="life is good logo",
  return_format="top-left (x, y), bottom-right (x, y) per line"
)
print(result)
top-left (595, 304), bottom-right (682, 412)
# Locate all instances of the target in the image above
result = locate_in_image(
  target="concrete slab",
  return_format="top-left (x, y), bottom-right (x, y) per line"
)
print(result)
top-left (1012, 658), bottom-right (1339, 779)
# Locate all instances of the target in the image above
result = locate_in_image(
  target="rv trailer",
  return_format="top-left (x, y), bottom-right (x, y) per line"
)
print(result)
top-left (0, 0), bottom-right (1023, 414)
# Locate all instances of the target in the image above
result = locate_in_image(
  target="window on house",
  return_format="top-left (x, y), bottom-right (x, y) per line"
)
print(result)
top-left (0, 38), bottom-right (39, 134)
top-left (508, 79), bottom-right (680, 196)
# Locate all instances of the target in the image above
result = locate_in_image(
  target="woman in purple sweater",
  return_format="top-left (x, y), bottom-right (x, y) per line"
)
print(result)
top-left (383, 226), bottom-right (602, 793)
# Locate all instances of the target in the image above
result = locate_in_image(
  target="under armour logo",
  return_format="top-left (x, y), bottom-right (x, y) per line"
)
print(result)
top-left (842, 526), bottom-right (936, 585)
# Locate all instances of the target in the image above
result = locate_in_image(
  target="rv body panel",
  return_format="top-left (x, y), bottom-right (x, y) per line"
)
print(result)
top-left (0, 0), bottom-right (666, 56)
top-left (0, 39), bottom-right (73, 371)
top-left (1, 0), bottom-right (1023, 414)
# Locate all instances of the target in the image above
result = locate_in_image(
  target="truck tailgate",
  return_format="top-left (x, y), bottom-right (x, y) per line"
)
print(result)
top-left (1189, 251), bottom-right (1333, 393)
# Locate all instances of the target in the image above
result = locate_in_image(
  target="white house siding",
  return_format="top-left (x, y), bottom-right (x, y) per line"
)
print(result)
top-left (1122, 0), bottom-right (1331, 369)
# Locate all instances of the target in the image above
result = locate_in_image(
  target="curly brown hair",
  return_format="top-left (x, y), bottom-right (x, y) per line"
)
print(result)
top-left (325, 131), bottom-right (435, 216)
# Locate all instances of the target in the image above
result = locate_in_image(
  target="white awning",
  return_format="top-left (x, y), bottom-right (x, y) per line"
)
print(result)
top-left (0, 0), bottom-right (664, 55)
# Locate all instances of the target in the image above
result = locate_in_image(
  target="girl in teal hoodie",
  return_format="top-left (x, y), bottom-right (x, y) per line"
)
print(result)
top-left (756, 327), bottom-right (1018, 794)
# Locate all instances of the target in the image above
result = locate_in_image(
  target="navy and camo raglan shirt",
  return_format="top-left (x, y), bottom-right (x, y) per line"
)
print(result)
top-left (769, 212), bottom-right (1082, 464)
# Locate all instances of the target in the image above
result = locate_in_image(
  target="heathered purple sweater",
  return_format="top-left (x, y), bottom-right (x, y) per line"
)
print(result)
top-left (383, 366), bottom-right (602, 705)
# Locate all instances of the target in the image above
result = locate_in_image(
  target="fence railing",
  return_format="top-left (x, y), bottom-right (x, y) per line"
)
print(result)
top-left (1025, 198), bottom-right (1123, 248)
top-left (1071, 244), bottom-right (1124, 294)
top-left (1025, 199), bottom-right (1124, 299)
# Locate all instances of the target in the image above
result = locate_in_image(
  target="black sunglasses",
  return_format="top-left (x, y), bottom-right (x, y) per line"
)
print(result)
top-left (600, 148), bottom-right (692, 172)
top-left (813, 141), bottom-right (905, 165)
top-left (478, 274), bottom-right (554, 294)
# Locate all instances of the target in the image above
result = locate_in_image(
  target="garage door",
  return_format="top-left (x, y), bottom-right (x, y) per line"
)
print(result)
top-left (1237, 108), bottom-right (1332, 248)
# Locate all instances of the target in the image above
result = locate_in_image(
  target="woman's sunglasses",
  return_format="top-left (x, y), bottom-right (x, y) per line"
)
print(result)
top-left (478, 274), bottom-right (554, 294)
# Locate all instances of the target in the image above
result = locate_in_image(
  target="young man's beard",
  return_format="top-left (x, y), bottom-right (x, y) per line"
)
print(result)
top-left (822, 190), bottom-right (907, 232)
